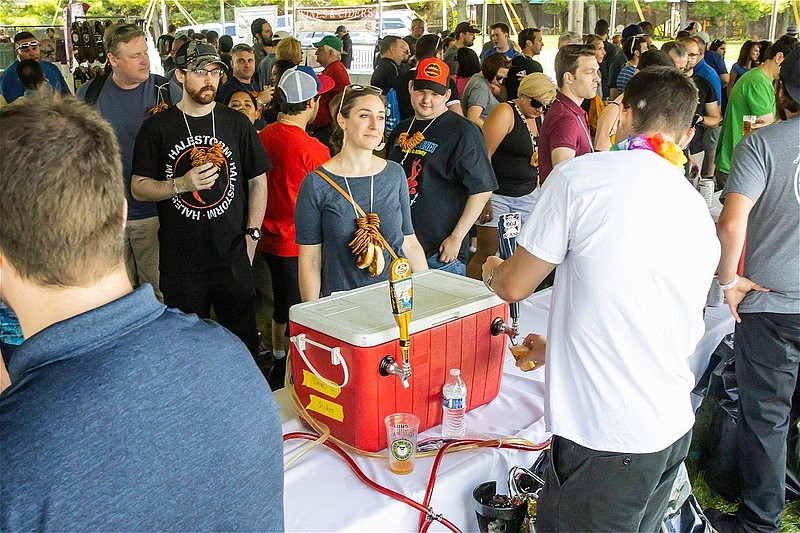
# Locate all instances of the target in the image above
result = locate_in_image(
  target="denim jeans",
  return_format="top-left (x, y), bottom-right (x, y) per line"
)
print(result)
top-left (426, 254), bottom-right (466, 276)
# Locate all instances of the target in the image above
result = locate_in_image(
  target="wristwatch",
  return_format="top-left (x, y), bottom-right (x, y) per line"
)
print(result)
top-left (246, 227), bottom-right (262, 242)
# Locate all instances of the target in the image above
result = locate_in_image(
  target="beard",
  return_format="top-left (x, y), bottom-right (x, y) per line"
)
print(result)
top-left (187, 83), bottom-right (216, 105)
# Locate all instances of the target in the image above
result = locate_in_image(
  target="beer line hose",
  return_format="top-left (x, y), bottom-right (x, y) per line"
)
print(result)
top-left (282, 357), bottom-right (552, 532)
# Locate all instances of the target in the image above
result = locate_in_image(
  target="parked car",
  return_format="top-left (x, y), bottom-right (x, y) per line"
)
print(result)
top-left (176, 22), bottom-right (236, 39)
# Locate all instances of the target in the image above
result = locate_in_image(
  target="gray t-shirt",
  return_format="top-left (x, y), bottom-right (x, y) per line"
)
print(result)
top-left (77, 75), bottom-right (183, 220)
top-left (723, 116), bottom-right (800, 314)
top-left (442, 44), bottom-right (458, 73)
top-left (257, 52), bottom-right (277, 89)
top-left (295, 161), bottom-right (415, 297)
top-left (462, 73), bottom-right (499, 121)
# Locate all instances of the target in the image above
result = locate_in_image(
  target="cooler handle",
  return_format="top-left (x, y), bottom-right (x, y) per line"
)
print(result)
top-left (290, 333), bottom-right (350, 389)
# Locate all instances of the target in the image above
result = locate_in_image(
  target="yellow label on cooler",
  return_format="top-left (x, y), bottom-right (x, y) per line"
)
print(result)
top-left (306, 394), bottom-right (344, 422)
top-left (302, 370), bottom-right (341, 398)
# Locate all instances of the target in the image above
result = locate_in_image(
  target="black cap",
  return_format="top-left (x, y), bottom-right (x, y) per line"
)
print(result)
top-left (454, 21), bottom-right (480, 36)
top-left (175, 40), bottom-right (224, 70)
top-left (781, 46), bottom-right (800, 103)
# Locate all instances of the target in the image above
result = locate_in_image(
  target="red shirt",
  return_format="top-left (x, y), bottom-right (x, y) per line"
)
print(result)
top-left (537, 92), bottom-right (594, 183)
top-left (258, 122), bottom-right (331, 256)
top-left (309, 60), bottom-right (350, 131)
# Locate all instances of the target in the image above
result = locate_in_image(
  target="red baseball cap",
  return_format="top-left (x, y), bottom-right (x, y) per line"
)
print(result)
top-left (413, 58), bottom-right (450, 96)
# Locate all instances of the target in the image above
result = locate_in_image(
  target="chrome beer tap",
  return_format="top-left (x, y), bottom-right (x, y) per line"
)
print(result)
top-left (490, 213), bottom-right (522, 345)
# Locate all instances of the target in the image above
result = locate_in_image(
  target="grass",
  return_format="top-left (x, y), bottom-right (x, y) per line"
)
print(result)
top-left (687, 395), bottom-right (800, 531)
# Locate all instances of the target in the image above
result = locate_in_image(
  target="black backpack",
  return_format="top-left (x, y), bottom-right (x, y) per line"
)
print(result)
top-left (83, 73), bottom-right (173, 108)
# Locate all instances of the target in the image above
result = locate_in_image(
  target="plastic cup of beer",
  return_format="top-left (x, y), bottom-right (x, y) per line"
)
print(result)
top-left (510, 344), bottom-right (537, 372)
top-left (384, 413), bottom-right (420, 474)
top-left (742, 115), bottom-right (756, 135)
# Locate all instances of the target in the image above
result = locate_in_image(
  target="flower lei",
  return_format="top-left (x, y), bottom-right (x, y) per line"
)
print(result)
top-left (611, 133), bottom-right (687, 169)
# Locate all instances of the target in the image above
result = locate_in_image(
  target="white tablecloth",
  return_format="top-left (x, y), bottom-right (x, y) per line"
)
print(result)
top-left (280, 289), bottom-right (734, 532)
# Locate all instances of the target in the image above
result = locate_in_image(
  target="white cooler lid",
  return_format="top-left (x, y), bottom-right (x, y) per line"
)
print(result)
top-left (289, 270), bottom-right (506, 347)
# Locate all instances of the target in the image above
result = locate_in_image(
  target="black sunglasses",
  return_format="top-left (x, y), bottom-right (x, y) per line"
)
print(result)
top-left (530, 97), bottom-right (549, 110)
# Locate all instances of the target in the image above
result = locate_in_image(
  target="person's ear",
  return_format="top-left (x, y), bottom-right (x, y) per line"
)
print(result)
top-left (175, 69), bottom-right (185, 84)
top-left (774, 52), bottom-right (785, 66)
top-left (677, 126), bottom-right (695, 150)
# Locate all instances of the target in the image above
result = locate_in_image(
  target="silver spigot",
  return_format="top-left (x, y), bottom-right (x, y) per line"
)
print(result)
top-left (491, 317), bottom-right (519, 345)
top-left (379, 355), bottom-right (411, 388)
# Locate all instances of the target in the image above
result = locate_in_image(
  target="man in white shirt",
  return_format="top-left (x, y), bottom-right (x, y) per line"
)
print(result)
top-left (482, 66), bottom-right (720, 531)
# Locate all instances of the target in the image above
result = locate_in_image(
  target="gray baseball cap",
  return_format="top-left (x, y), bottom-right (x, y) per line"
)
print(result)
top-left (278, 66), bottom-right (335, 103)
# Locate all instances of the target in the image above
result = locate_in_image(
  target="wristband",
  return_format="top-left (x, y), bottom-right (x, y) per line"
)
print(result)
top-left (719, 274), bottom-right (739, 291)
top-left (170, 178), bottom-right (180, 197)
top-left (485, 269), bottom-right (496, 293)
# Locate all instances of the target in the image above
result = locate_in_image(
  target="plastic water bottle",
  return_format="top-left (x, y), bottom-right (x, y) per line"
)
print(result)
top-left (442, 368), bottom-right (467, 438)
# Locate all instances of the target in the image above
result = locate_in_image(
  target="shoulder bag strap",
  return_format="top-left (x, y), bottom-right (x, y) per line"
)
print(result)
top-left (314, 167), bottom-right (399, 261)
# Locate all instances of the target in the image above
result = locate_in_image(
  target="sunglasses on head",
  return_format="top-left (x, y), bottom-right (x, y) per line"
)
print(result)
top-left (337, 84), bottom-right (382, 115)
top-left (16, 41), bottom-right (39, 50)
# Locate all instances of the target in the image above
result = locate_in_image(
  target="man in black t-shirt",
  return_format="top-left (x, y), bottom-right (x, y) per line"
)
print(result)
top-left (392, 34), bottom-right (462, 120)
top-left (387, 58), bottom-right (496, 275)
top-left (371, 36), bottom-right (409, 93)
top-left (506, 28), bottom-right (544, 100)
top-left (131, 41), bottom-right (270, 356)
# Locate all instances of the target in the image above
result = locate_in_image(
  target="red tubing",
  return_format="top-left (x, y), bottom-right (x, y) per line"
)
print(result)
top-left (417, 438), bottom-right (552, 533)
top-left (284, 432), bottom-right (463, 532)
top-left (284, 432), bottom-right (551, 533)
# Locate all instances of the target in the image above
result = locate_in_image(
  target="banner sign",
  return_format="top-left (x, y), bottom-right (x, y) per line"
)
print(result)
top-left (295, 6), bottom-right (377, 33)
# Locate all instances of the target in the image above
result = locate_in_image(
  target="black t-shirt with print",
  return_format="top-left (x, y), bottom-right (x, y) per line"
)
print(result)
top-left (132, 104), bottom-right (271, 273)
top-left (689, 73), bottom-right (718, 155)
top-left (387, 110), bottom-right (497, 262)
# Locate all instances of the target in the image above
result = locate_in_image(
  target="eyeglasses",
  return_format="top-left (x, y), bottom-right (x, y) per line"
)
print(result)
top-left (16, 41), bottom-right (39, 50)
top-left (337, 84), bottom-right (382, 115)
top-left (495, 75), bottom-right (506, 83)
top-left (529, 97), bottom-right (549, 110)
top-left (687, 52), bottom-right (699, 57)
top-left (188, 68), bottom-right (225, 78)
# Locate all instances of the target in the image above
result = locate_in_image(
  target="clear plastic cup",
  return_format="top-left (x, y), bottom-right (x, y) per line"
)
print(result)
top-left (384, 413), bottom-right (420, 474)
top-left (743, 115), bottom-right (756, 135)
top-left (510, 344), bottom-right (537, 371)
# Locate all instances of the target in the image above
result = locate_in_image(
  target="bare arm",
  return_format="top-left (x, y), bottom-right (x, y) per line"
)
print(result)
top-left (131, 161), bottom-right (219, 202)
top-left (438, 191), bottom-right (493, 263)
top-left (483, 104), bottom-right (514, 158)
top-left (702, 101), bottom-right (721, 129)
top-left (719, 73), bottom-right (730, 87)
top-left (753, 112), bottom-right (775, 129)
top-left (726, 69), bottom-right (738, 97)
top-left (716, 192), bottom-right (768, 322)
top-left (447, 101), bottom-right (464, 116)
top-left (594, 101), bottom-right (621, 151)
top-left (401, 234), bottom-right (429, 273)
top-left (466, 105), bottom-right (485, 127)
top-left (298, 244), bottom-right (322, 302)
top-left (481, 246), bottom-right (557, 303)
top-left (551, 147), bottom-right (577, 168)
top-left (246, 174), bottom-right (268, 264)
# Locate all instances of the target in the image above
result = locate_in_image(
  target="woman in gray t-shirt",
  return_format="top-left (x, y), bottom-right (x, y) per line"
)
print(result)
top-left (295, 85), bottom-right (428, 299)
top-left (462, 53), bottom-right (510, 127)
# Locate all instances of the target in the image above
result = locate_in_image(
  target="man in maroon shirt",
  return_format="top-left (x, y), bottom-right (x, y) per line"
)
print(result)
top-left (308, 35), bottom-right (350, 147)
top-left (538, 44), bottom-right (600, 183)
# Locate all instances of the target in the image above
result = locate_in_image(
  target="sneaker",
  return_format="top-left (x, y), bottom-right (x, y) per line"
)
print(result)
top-left (268, 357), bottom-right (286, 391)
top-left (704, 508), bottom-right (738, 533)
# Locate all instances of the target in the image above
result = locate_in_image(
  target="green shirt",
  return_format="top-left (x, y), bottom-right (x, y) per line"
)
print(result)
top-left (715, 67), bottom-right (775, 174)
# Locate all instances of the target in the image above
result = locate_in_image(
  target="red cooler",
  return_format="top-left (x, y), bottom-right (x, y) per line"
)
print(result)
top-left (288, 270), bottom-right (509, 452)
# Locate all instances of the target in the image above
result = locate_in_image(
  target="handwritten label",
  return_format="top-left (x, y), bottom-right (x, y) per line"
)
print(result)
top-left (306, 394), bottom-right (344, 422)
top-left (302, 370), bottom-right (341, 399)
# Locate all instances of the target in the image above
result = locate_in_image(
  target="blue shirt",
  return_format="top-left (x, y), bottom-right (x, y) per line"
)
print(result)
top-left (704, 50), bottom-right (728, 77)
top-left (694, 59), bottom-right (722, 105)
top-left (0, 285), bottom-right (285, 531)
top-left (0, 60), bottom-right (70, 103)
top-left (77, 75), bottom-right (183, 220)
top-left (616, 65), bottom-right (636, 93)
top-left (481, 46), bottom-right (520, 62)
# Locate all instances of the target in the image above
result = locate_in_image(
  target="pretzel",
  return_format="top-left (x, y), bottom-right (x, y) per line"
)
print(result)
top-left (190, 142), bottom-right (225, 168)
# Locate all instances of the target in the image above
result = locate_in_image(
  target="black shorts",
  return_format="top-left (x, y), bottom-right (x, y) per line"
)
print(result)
top-left (263, 253), bottom-right (301, 326)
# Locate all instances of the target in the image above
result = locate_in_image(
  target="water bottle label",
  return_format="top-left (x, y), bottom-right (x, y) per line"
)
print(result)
top-left (444, 398), bottom-right (464, 410)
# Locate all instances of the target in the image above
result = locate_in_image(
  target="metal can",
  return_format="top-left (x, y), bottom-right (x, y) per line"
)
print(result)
top-left (698, 178), bottom-right (714, 209)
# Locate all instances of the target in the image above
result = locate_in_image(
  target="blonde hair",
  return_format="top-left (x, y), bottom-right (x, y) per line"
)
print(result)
top-left (517, 72), bottom-right (557, 103)
top-left (276, 37), bottom-right (302, 64)
top-left (583, 34), bottom-right (603, 48)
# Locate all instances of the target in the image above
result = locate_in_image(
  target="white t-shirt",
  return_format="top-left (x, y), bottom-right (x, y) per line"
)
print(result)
top-left (518, 149), bottom-right (720, 453)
